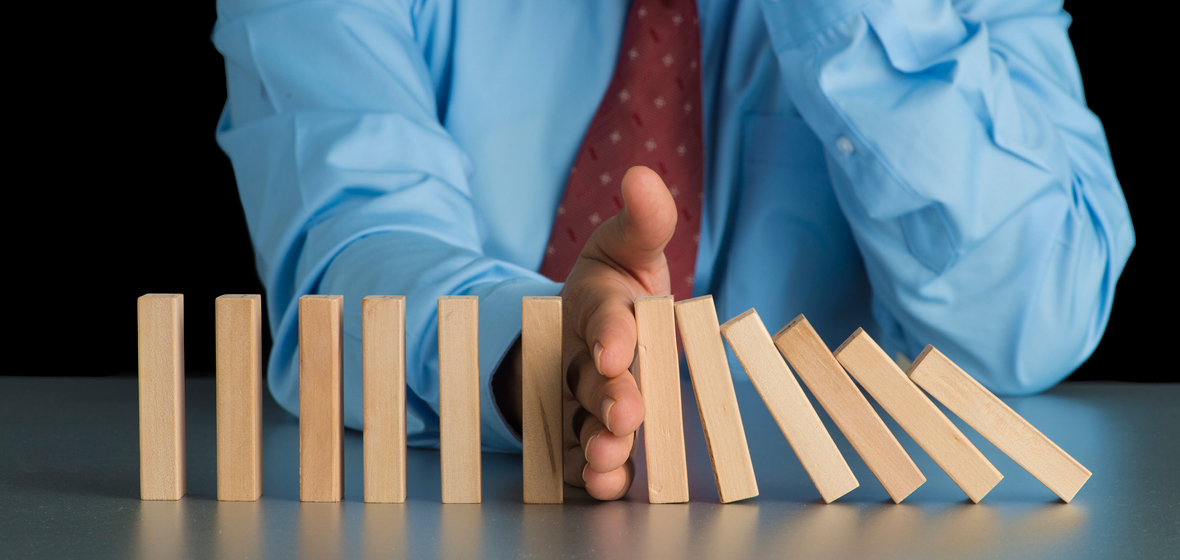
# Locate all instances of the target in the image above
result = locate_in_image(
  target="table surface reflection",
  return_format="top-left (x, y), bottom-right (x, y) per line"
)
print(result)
top-left (2, 377), bottom-right (1177, 559)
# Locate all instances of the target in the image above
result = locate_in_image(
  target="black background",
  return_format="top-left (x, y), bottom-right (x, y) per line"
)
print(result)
top-left (15, 1), bottom-right (1163, 382)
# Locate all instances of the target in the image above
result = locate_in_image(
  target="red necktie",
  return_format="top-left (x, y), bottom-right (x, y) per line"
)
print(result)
top-left (539, 0), bottom-right (704, 302)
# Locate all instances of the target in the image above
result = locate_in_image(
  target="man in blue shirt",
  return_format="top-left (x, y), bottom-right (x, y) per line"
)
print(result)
top-left (214, 0), bottom-right (1133, 500)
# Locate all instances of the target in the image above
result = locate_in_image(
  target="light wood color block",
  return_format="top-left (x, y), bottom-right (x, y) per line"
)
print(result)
top-left (363, 296), bottom-right (407, 503)
top-left (299, 295), bottom-right (344, 502)
top-left (522, 297), bottom-right (563, 504)
top-left (720, 309), bottom-right (858, 503)
top-left (438, 296), bottom-right (481, 503)
top-left (674, 296), bottom-right (758, 503)
top-left (835, 329), bottom-right (1002, 503)
top-left (216, 294), bottom-right (263, 501)
top-left (633, 295), bottom-right (689, 504)
top-left (908, 345), bottom-right (1092, 502)
top-left (138, 294), bottom-right (186, 500)
top-left (773, 315), bottom-right (925, 503)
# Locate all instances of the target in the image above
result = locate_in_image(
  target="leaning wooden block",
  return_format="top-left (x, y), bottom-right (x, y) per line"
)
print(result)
top-left (138, 294), bottom-right (186, 500)
top-left (299, 295), bottom-right (344, 502)
top-left (522, 297), bottom-right (564, 504)
top-left (216, 294), bottom-right (263, 501)
top-left (908, 346), bottom-right (1092, 502)
top-left (773, 315), bottom-right (925, 503)
top-left (438, 296), bottom-right (481, 503)
top-left (363, 296), bottom-right (407, 503)
top-left (835, 329), bottom-right (1002, 503)
top-left (674, 296), bottom-right (758, 503)
top-left (720, 309), bottom-right (858, 503)
top-left (634, 296), bottom-right (690, 504)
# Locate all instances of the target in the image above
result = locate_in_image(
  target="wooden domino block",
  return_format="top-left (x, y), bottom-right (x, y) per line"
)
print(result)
top-left (299, 295), bottom-right (344, 502)
top-left (634, 295), bottom-right (689, 504)
top-left (674, 296), bottom-right (758, 503)
top-left (438, 296), bottom-right (481, 503)
top-left (216, 294), bottom-right (263, 501)
top-left (363, 296), bottom-right (407, 503)
top-left (720, 309), bottom-right (858, 503)
top-left (908, 346), bottom-right (1092, 502)
top-left (835, 329), bottom-right (1002, 503)
top-left (773, 315), bottom-right (925, 503)
top-left (138, 294), bottom-right (186, 500)
top-left (522, 297), bottom-right (563, 504)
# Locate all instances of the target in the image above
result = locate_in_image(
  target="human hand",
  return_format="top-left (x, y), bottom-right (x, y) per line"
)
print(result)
top-left (557, 165), bottom-right (678, 499)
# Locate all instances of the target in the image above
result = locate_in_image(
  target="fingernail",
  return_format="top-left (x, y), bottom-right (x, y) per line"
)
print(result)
top-left (593, 342), bottom-right (604, 374)
top-left (584, 432), bottom-right (599, 462)
top-left (601, 397), bottom-right (616, 433)
top-left (582, 463), bottom-right (590, 483)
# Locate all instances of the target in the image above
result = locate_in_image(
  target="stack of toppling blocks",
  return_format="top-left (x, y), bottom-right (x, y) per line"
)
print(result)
top-left (137, 293), bottom-right (1091, 505)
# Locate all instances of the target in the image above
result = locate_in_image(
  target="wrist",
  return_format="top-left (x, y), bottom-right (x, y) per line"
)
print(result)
top-left (491, 335), bottom-right (524, 434)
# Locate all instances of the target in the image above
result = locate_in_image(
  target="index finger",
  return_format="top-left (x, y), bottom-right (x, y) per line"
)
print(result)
top-left (563, 273), bottom-right (639, 379)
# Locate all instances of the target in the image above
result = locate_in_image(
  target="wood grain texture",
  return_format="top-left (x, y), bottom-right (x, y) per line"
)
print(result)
top-left (720, 309), bottom-right (858, 503)
top-left (835, 329), bottom-right (1002, 503)
top-left (216, 294), bottom-right (263, 501)
top-left (438, 296), bottom-right (481, 503)
top-left (522, 297), bottom-right (563, 504)
top-left (674, 296), bottom-right (758, 503)
top-left (299, 295), bottom-right (344, 502)
top-left (138, 294), bottom-right (186, 500)
top-left (908, 345), bottom-right (1092, 502)
top-left (634, 296), bottom-right (689, 503)
top-left (772, 315), bottom-right (925, 503)
top-left (363, 296), bottom-right (407, 503)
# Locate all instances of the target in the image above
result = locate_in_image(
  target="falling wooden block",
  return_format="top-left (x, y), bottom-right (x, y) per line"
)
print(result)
top-left (720, 309), bottom-right (858, 503)
top-left (908, 346), bottom-right (1092, 502)
top-left (363, 296), bottom-right (407, 503)
top-left (299, 295), bottom-right (344, 502)
top-left (835, 329), bottom-right (1002, 503)
top-left (522, 296), bottom-right (563, 504)
top-left (773, 315), bottom-right (925, 503)
top-left (634, 295), bottom-right (689, 504)
top-left (216, 294), bottom-right (263, 501)
top-left (138, 294), bottom-right (186, 500)
top-left (438, 296), bottom-right (481, 503)
top-left (674, 296), bottom-right (758, 503)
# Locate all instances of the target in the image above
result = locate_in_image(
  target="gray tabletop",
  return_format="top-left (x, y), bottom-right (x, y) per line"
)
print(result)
top-left (2, 377), bottom-right (1177, 559)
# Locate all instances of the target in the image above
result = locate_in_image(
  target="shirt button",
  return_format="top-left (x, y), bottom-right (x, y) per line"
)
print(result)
top-left (836, 136), bottom-right (854, 155)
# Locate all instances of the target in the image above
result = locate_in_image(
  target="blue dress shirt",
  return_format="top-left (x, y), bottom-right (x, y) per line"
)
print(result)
top-left (213, 0), bottom-right (1134, 451)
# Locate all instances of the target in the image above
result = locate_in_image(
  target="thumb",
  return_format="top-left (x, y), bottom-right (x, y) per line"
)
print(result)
top-left (587, 166), bottom-right (678, 277)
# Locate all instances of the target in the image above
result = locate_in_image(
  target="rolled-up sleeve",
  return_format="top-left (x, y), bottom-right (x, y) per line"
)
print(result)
top-left (214, 0), bottom-right (553, 450)
top-left (760, 0), bottom-right (1134, 393)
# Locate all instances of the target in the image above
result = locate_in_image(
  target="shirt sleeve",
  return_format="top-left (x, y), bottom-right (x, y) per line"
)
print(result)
top-left (212, 0), bottom-right (554, 451)
top-left (759, 0), bottom-right (1134, 394)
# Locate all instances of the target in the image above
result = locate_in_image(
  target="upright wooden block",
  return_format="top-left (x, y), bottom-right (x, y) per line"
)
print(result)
top-left (835, 329), bottom-right (1002, 503)
top-left (438, 296), bottom-right (481, 503)
top-left (363, 296), bottom-right (407, 503)
top-left (216, 294), bottom-right (263, 501)
top-left (720, 309), bottom-right (858, 503)
top-left (138, 294), bottom-right (186, 500)
top-left (299, 295), bottom-right (344, 502)
top-left (521, 297), bottom-right (563, 504)
top-left (634, 295), bottom-right (689, 504)
top-left (908, 346), bottom-right (1092, 502)
top-left (773, 315), bottom-right (925, 503)
top-left (674, 296), bottom-right (758, 503)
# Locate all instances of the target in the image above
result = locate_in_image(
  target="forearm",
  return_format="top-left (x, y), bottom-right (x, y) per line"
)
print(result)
top-left (312, 232), bottom-right (557, 450)
top-left (762, 0), bottom-right (1133, 392)
top-left (214, 0), bottom-right (561, 446)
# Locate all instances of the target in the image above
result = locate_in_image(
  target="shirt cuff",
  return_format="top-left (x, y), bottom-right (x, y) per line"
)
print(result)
top-left (464, 277), bottom-right (563, 452)
top-left (760, 0), bottom-right (873, 52)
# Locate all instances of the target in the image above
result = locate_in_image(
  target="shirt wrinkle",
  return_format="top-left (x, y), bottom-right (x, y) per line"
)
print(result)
top-left (215, 0), bottom-right (1133, 449)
